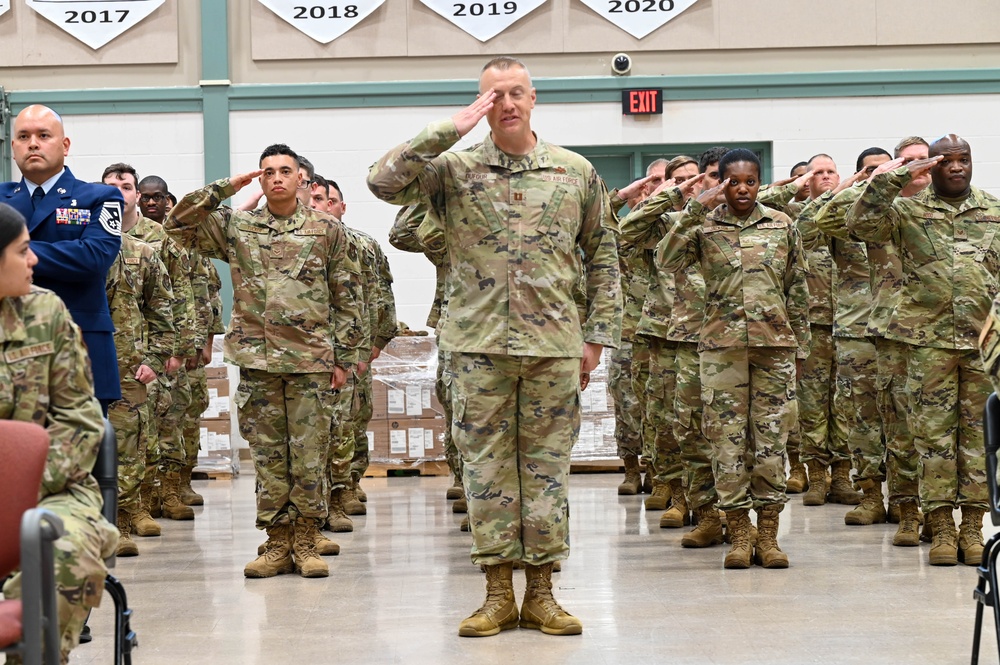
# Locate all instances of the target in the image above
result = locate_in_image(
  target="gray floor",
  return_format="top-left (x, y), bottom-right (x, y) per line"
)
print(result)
top-left (68, 471), bottom-right (1000, 665)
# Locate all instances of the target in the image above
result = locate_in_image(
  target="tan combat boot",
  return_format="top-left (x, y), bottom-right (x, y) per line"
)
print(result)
top-left (802, 460), bottom-right (827, 506)
top-left (160, 469), bottom-right (195, 520)
top-left (959, 506), bottom-right (987, 566)
top-left (845, 479), bottom-right (887, 525)
top-left (786, 449), bottom-right (808, 494)
top-left (293, 518), bottom-right (330, 578)
top-left (644, 481), bottom-right (671, 511)
top-left (927, 507), bottom-right (958, 566)
top-left (458, 562), bottom-right (519, 637)
top-left (681, 504), bottom-right (724, 548)
top-left (342, 484), bottom-right (366, 516)
top-left (133, 486), bottom-right (162, 537)
top-left (754, 504), bottom-right (789, 569)
top-left (520, 563), bottom-right (582, 635)
top-left (144, 475), bottom-right (162, 519)
top-left (892, 500), bottom-right (921, 547)
top-left (888, 502), bottom-right (900, 524)
top-left (723, 509), bottom-right (753, 569)
top-left (453, 496), bottom-right (468, 514)
top-left (116, 510), bottom-right (139, 557)
top-left (641, 459), bottom-right (653, 494)
top-left (244, 524), bottom-right (295, 578)
top-left (617, 453), bottom-right (642, 496)
top-left (460, 516), bottom-right (470, 532)
top-left (353, 476), bottom-right (367, 503)
top-left (659, 478), bottom-right (690, 528)
top-left (827, 460), bottom-right (862, 505)
top-left (446, 471), bottom-right (465, 500)
top-left (328, 488), bottom-right (354, 533)
top-left (179, 465), bottom-right (204, 506)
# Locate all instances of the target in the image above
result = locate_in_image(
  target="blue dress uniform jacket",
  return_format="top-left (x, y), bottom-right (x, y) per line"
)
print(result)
top-left (0, 167), bottom-right (124, 400)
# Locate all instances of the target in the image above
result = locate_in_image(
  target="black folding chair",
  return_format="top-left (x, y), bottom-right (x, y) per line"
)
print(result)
top-left (972, 392), bottom-right (1000, 664)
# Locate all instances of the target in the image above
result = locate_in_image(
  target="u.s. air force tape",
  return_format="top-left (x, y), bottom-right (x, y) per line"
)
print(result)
top-left (99, 201), bottom-right (122, 236)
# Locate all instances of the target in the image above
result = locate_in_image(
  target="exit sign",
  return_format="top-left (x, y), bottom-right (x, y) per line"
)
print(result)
top-left (622, 89), bottom-right (663, 115)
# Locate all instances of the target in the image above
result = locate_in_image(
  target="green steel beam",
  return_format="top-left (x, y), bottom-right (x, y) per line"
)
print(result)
top-left (0, 87), bottom-right (10, 182)
top-left (7, 87), bottom-right (202, 115)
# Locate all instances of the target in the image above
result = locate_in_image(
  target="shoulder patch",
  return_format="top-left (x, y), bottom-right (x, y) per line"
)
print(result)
top-left (124, 257), bottom-right (141, 265)
top-left (702, 226), bottom-right (729, 234)
top-left (99, 201), bottom-right (123, 236)
top-left (5, 341), bottom-right (55, 363)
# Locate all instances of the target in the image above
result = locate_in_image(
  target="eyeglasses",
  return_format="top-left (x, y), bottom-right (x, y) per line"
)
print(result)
top-left (296, 179), bottom-right (314, 190)
top-left (139, 193), bottom-right (166, 203)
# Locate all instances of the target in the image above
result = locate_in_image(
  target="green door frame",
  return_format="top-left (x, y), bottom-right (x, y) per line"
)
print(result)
top-left (0, 87), bottom-right (10, 182)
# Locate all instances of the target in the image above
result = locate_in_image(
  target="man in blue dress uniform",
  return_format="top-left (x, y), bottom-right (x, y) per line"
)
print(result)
top-left (1, 104), bottom-right (123, 412)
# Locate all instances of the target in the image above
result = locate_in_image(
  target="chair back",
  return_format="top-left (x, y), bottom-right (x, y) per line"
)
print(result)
top-left (0, 421), bottom-right (49, 578)
top-left (94, 417), bottom-right (118, 524)
top-left (984, 392), bottom-right (1000, 527)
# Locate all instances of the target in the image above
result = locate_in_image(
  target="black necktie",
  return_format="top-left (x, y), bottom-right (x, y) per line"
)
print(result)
top-left (31, 187), bottom-right (44, 210)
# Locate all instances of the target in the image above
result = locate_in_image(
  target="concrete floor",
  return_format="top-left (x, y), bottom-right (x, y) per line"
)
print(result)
top-left (67, 471), bottom-right (1000, 665)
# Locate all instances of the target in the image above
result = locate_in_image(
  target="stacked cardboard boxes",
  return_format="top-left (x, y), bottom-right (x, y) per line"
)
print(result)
top-left (573, 350), bottom-right (618, 461)
top-left (194, 353), bottom-right (237, 476)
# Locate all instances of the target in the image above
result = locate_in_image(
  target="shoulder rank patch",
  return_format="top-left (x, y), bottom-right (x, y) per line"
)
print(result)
top-left (99, 201), bottom-right (123, 236)
top-left (5, 341), bottom-right (55, 363)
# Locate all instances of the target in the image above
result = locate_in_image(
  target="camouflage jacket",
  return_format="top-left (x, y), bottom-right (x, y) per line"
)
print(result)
top-left (792, 195), bottom-right (835, 326)
top-left (806, 184), bottom-right (873, 339)
top-left (367, 119), bottom-right (621, 357)
top-left (0, 288), bottom-right (105, 503)
top-left (659, 200), bottom-right (811, 357)
top-left (343, 226), bottom-right (376, 361)
top-left (128, 216), bottom-right (197, 357)
top-left (979, 295), bottom-right (1000, 393)
top-left (352, 228), bottom-right (398, 350)
top-left (188, 248), bottom-right (213, 349)
top-left (205, 257), bottom-right (225, 336)
top-left (847, 169), bottom-right (1000, 350)
top-left (388, 203), bottom-right (448, 330)
top-left (165, 180), bottom-right (365, 371)
top-left (106, 234), bottom-right (176, 402)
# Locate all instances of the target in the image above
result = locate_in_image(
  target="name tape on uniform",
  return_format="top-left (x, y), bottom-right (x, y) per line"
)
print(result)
top-left (577, 0), bottom-right (697, 39)
top-left (418, 0), bottom-right (548, 42)
top-left (25, 0), bottom-right (165, 50)
top-left (0, 1), bottom-right (9, 18)
top-left (258, 0), bottom-right (387, 44)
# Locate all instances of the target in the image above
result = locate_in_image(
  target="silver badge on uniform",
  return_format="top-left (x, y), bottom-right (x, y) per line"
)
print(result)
top-left (99, 201), bottom-right (123, 236)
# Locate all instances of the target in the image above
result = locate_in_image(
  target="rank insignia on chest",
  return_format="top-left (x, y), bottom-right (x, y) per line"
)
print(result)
top-left (512, 192), bottom-right (525, 203)
top-left (955, 228), bottom-right (969, 240)
top-left (55, 208), bottom-right (91, 225)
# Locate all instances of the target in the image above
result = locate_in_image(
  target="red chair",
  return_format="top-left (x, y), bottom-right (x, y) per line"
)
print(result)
top-left (0, 420), bottom-right (64, 665)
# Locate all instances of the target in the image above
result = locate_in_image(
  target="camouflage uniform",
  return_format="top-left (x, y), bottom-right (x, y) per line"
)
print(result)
top-left (1, 288), bottom-right (119, 660)
top-left (367, 120), bottom-right (622, 565)
top-left (610, 240), bottom-right (645, 461)
top-left (165, 180), bottom-right (365, 529)
top-left (105, 234), bottom-right (176, 513)
top-left (847, 169), bottom-right (1000, 512)
top-left (659, 200), bottom-right (811, 511)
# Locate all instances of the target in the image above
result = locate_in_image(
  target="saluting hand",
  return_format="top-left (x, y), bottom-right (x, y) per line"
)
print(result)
top-left (618, 174), bottom-right (653, 202)
top-left (675, 173), bottom-right (706, 200)
top-left (696, 181), bottom-right (726, 208)
top-left (229, 170), bottom-right (265, 194)
top-left (452, 90), bottom-right (496, 138)
top-left (904, 155), bottom-right (943, 177)
top-left (869, 157), bottom-right (905, 179)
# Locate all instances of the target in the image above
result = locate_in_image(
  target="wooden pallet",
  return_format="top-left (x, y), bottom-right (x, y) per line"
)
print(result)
top-left (365, 460), bottom-right (450, 477)
top-left (570, 459), bottom-right (624, 474)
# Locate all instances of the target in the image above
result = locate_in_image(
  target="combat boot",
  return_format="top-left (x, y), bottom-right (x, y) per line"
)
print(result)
top-left (244, 524), bottom-right (295, 578)
top-left (927, 507), bottom-right (958, 566)
top-left (353, 476), bottom-right (368, 503)
top-left (802, 460), bottom-right (827, 506)
top-left (143, 476), bottom-right (162, 519)
top-left (641, 459), bottom-right (653, 494)
top-left (520, 563), bottom-right (582, 635)
top-left (446, 471), bottom-right (465, 500)
top-left (892, 500), bottom-right (921, 547)
top-left (293, 517), bottom-right (330, 578)
top-left (959, 506), bottom-right (986, 566)
top-left (342, 484), bottom-right (366, 515)
top-left (786, 449), bottom-right (808, 494)
top-left (458, 562), bottom-right (518, 637)
top-left (460, 516), bottom-right (470, 532)
top-left (160, 469), bottom-right (195, 520)
top-left (754, 504), bottom-right (789, 569)
top-left (116, 510), bottom-right (139, 557)
top-left (617, 453), bottom-right (642, 496)
top-left (327, 488), bottom-right (354, 533)
top-left (133, 487), bottom-right (162, 537)
top-left (644, 482), bottom-right (671, 511)
top-left (888, 502), bottom-right (900, 524)
top-left (453, 496), bottom-right (468, 514)
top-left (659, 479), bottom-right (690, 528)
top-left (314, 531), bottom-right (340, 556)
top-left (844, 479), bottom-right (887, 526)
top-left (723, 509), bottom-right (753, 569)
top-left (681, 504), bottom-right (724, 548)
top-left (179, 465), bottom-right (204, 506)
top-left (827, 460), bottom-right (862, 505)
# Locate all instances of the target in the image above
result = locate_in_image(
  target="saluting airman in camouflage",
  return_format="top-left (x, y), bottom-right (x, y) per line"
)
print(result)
top-left (166, 143), bottom-right (365, 579)
top-left (368, 57), bottom-right (621, 637)
top-left (848, 135), bottom-right (1000, 567)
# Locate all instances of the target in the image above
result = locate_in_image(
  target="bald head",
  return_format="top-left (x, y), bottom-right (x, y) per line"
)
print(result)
top-left (928, 134), bottom-right (972, 198)
top-left (929, 134), bottom-right (970, 157)
top-left (12, 105), bottom-right (69, 183)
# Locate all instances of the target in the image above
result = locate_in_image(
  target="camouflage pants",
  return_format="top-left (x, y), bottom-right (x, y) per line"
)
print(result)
top-left (630, 338), bottom-right (654, 463)
top-left (108, 379), bottom-right (149, 513)
top-left (235, 368), bottom-right (338, 529)
top-left (154, 365), bottom-right (191, 474)
top-left (834, 337), bottom-right (884, 483)
top-left (349, 371), bottom-right (374, 480)
top-left (609, 340), bottom-right (643, 459)
top-left (144, 380), bottom-right (162, 479)
top-left (646, 337), bottom-right (682, 485)
top-left (327, 372), bottom-right (357, 492)
top-left (449, 352), bottom-right (579, 566)
top-left (674, 341), bottom-right (716, 510)
top-left (183, 365), bottom-right (209, 468)
top-left (906, 346), bottom-right (989, 512)
top-left (436, 349), bottom-right (460, 481)
top-left (799, 325), bottom-right (849, 466)
top-left (3, 486), bottom-right (117, 662)
top-left (876, 337), bottom-right (919, 504)
top-left (701, 347), bottom-right (795, 511)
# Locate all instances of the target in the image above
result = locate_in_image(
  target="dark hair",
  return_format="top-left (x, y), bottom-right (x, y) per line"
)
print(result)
top-left (138, 175), bottom-right (169, 192)
top-left (327, 180), bottom-right (344, 201)
top-left (0, 203), bottom-right (28, 258)
top-left (102, 162), bottom-right (139, 187)
top-left (699, 147), bottom-right (730, 174)
top-left (259, 144), bottom-right (300, 168)
top-left (297, 155), bottom-right (314, 180)
top-left (856, 147), bottom-right (891, 172)
top-left (312, 173), bottom-right (329, 192)
top-left (718, 149), bottom-right (761, 180)
top-left (167, 192), bottom-right (177, 206)
top-left (789, 161), bottom-right (809, 177)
